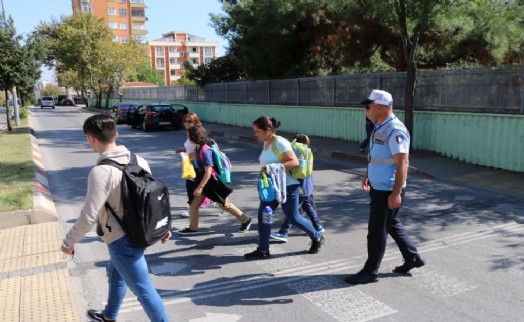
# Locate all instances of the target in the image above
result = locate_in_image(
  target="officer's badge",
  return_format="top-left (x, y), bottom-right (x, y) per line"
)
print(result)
top-left (395, 135), bottom-right (404, 144)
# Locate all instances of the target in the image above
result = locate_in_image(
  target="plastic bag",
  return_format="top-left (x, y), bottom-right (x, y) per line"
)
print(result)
top-left (180, 152), bottom-right (196, 180)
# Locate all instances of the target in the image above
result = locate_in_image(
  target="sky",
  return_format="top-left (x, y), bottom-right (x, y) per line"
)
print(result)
top-left (3, 0), bottom-right (229, 82)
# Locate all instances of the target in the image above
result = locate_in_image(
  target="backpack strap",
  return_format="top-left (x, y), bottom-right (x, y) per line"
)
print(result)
top-left (271, 136), bottom-right (284, 163)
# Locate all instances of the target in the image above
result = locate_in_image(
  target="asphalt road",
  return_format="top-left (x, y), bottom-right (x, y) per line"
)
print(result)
top-left (31, 106), bottom-right (524, 322)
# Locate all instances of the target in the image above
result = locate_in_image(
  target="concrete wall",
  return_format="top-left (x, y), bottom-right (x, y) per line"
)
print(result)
top-left (90, 99), bottom-right (524, 172)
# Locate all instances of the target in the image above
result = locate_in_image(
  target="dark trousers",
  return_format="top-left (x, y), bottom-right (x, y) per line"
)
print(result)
top-left (363, 188), bottom-right (419, 275)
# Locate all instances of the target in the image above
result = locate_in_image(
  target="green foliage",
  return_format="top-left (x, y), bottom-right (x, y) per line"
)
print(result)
top-left (184, 56), bottom-right (245, 86)
top-left (130, 61), bottom-right (165, 86)
top-left (18, 106), bottom-right (30, 119)
top-left (41, 83), bottom-right (63, 97)
top-left (172, 76), bottom-right (195, 85)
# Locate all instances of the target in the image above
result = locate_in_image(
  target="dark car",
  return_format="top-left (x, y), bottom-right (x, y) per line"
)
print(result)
top-left (128, 104), bottom-right (187, 131)
top-left (113, 102), bottom-right (139, 124)
top-left (60, 98), bottom-right (75, 106)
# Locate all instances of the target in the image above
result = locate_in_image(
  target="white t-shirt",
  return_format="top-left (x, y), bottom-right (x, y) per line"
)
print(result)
top-left (259, 136), bottom-right (299, 186)
top-left (184, 138), bottom-right (196, 154)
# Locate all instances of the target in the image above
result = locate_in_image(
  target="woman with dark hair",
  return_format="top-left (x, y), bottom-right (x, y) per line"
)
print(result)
top-left (244, 116), bottom-right (325, 260)
top-left (175, 112), bottom-right (203, 216)
top-left (177, 125), bottom-right (252, 234)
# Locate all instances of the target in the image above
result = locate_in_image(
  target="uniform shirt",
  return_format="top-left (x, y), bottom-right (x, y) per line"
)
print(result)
top-left (367, 114), bottom-right (410, 191)
top-left (259, 136), bottom-right (299, 186)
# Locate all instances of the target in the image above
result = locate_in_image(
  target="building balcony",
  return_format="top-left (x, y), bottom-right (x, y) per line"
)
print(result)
top-left (170, 64), bottom-right (181, 70)
top-left (131, 16), bottom-right (146, 22)
top-left (131, 29), bottom-right (148, 36)
top-left (187, 52), bottom-right (199, 58)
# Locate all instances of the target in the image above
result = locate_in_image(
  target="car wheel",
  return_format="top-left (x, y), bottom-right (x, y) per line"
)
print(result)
top-left (142, 120), bottom-right (148, 131)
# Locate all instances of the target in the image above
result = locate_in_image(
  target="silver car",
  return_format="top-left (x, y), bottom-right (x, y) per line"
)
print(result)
top-left (41, 96), bottom-right (55, 109)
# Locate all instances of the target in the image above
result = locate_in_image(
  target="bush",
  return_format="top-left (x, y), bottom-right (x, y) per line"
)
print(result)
top-left (18, 107), bottom-right (30, 119)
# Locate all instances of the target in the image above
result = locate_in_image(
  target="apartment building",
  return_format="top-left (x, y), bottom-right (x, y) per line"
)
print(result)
top-left (71, 0), bottom-right (148, 43)
top-left (149, 31), bottom-right (218, 85)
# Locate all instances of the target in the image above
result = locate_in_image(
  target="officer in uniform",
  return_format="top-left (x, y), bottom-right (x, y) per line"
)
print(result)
top-left (345, 89), bottom-right (425, 285)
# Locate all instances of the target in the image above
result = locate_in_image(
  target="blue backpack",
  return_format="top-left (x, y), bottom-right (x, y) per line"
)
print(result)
top-left (198, 143), bottom-right (232, 184)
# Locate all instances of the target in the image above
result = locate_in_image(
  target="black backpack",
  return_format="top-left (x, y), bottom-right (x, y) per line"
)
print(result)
top-left (99, 154), bottom-right (172, 248)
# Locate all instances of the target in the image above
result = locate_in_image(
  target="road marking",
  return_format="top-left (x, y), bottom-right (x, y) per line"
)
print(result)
top-left (117, 221), bottom-right (524, 317)
top-left (189, 313), bottom-right (242, 322)
top-left (288, 276), bottom-right (397, 322)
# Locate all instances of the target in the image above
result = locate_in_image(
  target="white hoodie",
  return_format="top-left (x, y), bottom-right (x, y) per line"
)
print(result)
top-left (64, 145), bottom-right (150, 247)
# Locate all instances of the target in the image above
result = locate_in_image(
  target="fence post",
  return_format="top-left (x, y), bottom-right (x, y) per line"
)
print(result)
top-left (226, 84), bottom-right (229, 103)
top-left (245, 82), bottom-right (249, 103)
top-left (296, 79), bottom-right (300, 106)
top-left (520, 68), bottom-right (524, 114)
top-left (332, 77), bottom-right (336, 106)
top-left (267, 80), bottom-right (271, 104)
top-left (438, 72), bottom-right (443, 111)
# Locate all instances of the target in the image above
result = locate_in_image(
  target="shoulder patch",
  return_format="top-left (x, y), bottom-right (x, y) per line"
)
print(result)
top-left (395, 134), bottom-right (405, 144)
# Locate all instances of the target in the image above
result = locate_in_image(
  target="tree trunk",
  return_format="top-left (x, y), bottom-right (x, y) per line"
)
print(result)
top-left (5, 89), bottom-right (12, 132)
top-left (405, 63), bottom-right (416, 141)
top-left (105, 88), bottom-right (112, 109)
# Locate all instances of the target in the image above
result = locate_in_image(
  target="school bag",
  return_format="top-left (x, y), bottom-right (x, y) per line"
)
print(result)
top-left (99, 154), bottom-right (172, 248)
top-left (198, 142), bottom-right (232, 184)
top-left (272, 136), bottom-right (313, 179)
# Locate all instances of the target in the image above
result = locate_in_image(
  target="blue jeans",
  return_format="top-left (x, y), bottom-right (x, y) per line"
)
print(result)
top-left (278, 195), bottom-right (322, 234)
top-left (104, 236), bottom-right (169, 322)
top-left (257, 184), bottom-right (321, 252)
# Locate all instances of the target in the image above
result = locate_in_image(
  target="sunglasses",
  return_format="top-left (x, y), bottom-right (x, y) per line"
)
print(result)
top-left (183, 120), bottom-right (193, 124)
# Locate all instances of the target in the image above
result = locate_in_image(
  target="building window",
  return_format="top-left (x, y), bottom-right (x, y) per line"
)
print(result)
top-left (169, 58), bottom-right (177, 65)
top-left (156, 47), bottom-right (164, 56)
top-left (121, 36), bottom-right (128, 43)
top-left (169, 47), bottom-right (176, 53)
top-left (204, 47), bottom-right (212, 56)
top-left (179, 52), bottom-right (184, 57)
top-left (156, 58), bottom-right (165, 68)
top-left (131, 9), bottom-right (145, 16)
top-left (108, 8), bottom-right (116, 15)
top-left (119, 0), bottom-right (127, 3)
top-left (119, 9), bottom-right (127, 16)
top-left (113, 36), bottom-right (119, 42)
top-left (109, 22), bottom-right (117, 29)
top-left (191, 58), bottom-right (199, 64)
top-left (132, 23), bottom-right (145, 30)
top-left (130, 0), bottom-right (144, 3)
top-left (205, 58), bottom-right (212, 64)
top-left (120, 23), bottom-right (127, 30)
top-left (81, 3), bottom-right (92, 13)
top-left (132, 35), bottom-right (146, 42)
top-left (191, 47), bottom-right (197, 52)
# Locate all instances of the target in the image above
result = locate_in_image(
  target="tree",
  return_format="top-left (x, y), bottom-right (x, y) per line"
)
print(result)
top-left (0, 17), bottom-right (23, 131)
top-left (184, 55), bottom-right (245, 86)
top-left (129, 61), bottom-right (165, 86)
top-left (41, 83), bottom-right (63, 97)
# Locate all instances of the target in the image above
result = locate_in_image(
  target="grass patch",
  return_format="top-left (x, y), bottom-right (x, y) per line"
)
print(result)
top-left (0, 117), bottom-right (34, 212)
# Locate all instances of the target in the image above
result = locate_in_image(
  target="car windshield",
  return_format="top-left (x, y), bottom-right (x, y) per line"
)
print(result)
top-left (42, 96), bottom-right (53, 100)
top-left (151, 105), bottom-right (173, 112)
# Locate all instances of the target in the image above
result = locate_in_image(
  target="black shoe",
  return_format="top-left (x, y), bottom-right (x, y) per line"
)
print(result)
top-left (360, 148), bottom-right (366, 154)
top-left (239, 217), bottom-right (252, 232)
top-left (309, 234), bottom-right (325, 254)
top-left (244, 249), bottom-right (271, 260)
top-left (87, 310), bottom-right (114, 322)
top-left (393, 256), bottom-right (426, 273)
top-left (177, 228), bottom-right (198, 235)
top-left (344, 271), bottom-right (379, 285)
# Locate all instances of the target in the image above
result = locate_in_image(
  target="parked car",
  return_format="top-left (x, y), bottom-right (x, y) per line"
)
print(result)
top-left (56, 95), bottom-right (67, 105)
top-left (127, 104), bottom-right (188, 131)
top-left (60, 98), bottom-right (75, 106)
top-left (40, 96), bottom-right (55, 109)
top-left (113, 102), bottom-right (139, 124)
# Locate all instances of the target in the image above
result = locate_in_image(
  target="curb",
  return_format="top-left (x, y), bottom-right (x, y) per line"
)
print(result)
top-left (28, 113), bottom-right (58, 224)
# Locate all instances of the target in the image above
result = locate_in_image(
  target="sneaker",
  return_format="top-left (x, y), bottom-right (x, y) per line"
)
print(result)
top-left (87, 310), bottom-right (114, 322)
top-left (177, 228), bottom-right (198, 235)
top-left (393, 256), bottom-right (426, 273)
top-left (270, 232), bottom-right (288, 242)
top-left (309, 234), bottom-right (325, 254)
top-left (239, 217), bottom-right (252, 232)
top-left (180, 210), bottom-right (189, 217)
top-left (244, 249), bottom-right (271, 260)
top-left (316, 225), bottom-right (325, 233)
top-left (344, 271), bottom-right (379, 285)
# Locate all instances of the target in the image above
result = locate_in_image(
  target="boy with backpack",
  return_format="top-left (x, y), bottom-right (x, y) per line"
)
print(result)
top-left (177, 125), bottom-right (252, 234)
top-left (270, 133), bottom-right (325, 242)
top-left (61, 114), bottom-right (171, 322)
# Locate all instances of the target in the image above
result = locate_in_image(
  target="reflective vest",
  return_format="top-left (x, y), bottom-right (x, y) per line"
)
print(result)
top-left (367, 115), bottom-right (410, 191)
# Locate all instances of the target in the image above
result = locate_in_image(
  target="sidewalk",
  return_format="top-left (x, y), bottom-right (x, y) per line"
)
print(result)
top-left (1, 118), bottom-right (522, 322)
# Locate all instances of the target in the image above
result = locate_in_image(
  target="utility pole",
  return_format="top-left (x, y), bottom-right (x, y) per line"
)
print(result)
top-left (1, 0), bottom-right (20, 126)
